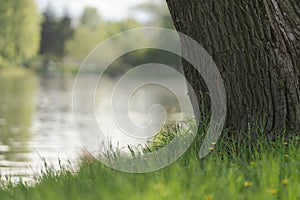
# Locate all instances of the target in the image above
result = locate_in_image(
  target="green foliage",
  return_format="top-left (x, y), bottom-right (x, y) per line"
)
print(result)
top-left (65, 8), bottom-right (141, 64)
top-left (65, 6), bottom-right (104, 62)
top-left (144, 120), bottom-right (197, 152)
top-left (0, 0), bottom-right (40, 66)
top-left (65, 26), bottom-right (103, 62)
top-left (0, 128), bottom-right (299, 200)
top-left (61, 3), bottom-right (177, 72)
top-left (80, 7), bottom-right (102, 29)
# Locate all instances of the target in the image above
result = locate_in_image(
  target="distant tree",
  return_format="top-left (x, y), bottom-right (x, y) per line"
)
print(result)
top-left (80, 7), bottom-right (102, 29)
top-left (40, 5), bottom-right (73, 60)
top-left (65, 15), bottom-right (141, 64)
top-left (65, 26), bottom-right (102, 62)
top-left (132, 1), bottom-right (174, 29)
top-left (0, 0), bottom-right (40, 66)
top-left (58, 10), bottom-right (74, 58)
top-left (65, 7), bottom-right (102, 62)
top-left (39, 5), bottom-right (57, 57)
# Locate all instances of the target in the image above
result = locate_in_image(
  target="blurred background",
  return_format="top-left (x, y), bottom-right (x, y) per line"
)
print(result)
top-left (0, 0), bottom-right (192, 181)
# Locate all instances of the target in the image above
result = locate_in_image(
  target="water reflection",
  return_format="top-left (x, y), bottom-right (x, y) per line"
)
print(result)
top-left (0, 72), bottom-right (193, 179)
top-left (0, 73), bottom-right (36, 174)
top-left (0, 73), bottom-right (82, 179)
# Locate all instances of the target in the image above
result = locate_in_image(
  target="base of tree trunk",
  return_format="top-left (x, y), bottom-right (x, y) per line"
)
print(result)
top-left (166, 0), bottom-right (300, 136)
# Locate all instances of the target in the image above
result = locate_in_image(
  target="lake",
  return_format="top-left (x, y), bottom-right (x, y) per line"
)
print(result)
top-left (0, 71), bottom-right (194, 181)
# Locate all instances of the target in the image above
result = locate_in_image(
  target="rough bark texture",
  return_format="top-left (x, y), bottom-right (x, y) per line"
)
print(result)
top-left (166, 0), bottom-right (300, 135)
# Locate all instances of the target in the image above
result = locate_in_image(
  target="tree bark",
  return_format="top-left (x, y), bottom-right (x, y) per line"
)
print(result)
top-left (166, 0), bottom-right (300, 136)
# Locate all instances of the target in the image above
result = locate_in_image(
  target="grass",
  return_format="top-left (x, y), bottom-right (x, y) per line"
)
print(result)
top-left (0, 66), bottom-right (36, 78)
top-left (0, 122), bottom-right (299, 200)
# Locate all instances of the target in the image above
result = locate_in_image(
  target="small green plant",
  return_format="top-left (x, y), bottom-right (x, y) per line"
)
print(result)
top-left (145, 119), bottom-right (197, 152)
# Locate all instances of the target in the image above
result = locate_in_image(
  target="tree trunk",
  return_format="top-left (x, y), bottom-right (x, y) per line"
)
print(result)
top-left (166, 0), bottom-right (300, 136)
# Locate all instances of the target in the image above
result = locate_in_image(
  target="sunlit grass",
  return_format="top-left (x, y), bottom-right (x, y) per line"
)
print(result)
top-left (0, 66), bottom-right (35, 78)
top-left (0, 122), bottom-right (299, 200)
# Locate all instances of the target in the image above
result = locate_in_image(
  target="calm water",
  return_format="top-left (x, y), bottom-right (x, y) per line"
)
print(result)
top-left (0, 72), bottom-right (193, 181)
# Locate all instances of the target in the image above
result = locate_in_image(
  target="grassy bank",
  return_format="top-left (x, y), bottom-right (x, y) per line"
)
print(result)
top-left (0, 129), bottom-right (299, 200)
top-left (0, 66), bottom-right (35, 77)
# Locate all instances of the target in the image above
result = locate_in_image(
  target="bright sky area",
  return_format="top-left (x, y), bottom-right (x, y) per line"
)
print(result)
top-left (35, 0), bottom-right (153, 21)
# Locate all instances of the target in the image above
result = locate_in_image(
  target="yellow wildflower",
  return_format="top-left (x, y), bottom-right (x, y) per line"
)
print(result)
top-left (268, 189), bottom-right (278, 195)
top-left (284, 154), bottom-right (289, 158)
top-left (244, 181), bottom-right (252, 187)
top-left (250, 162), bottom-right (256, 166)
top-left (208, 147), bottom-right (215, 151)
top-left (282, 179), bottom-right (289, 186)
top-left (205, 194), bottom-right (214, 200)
